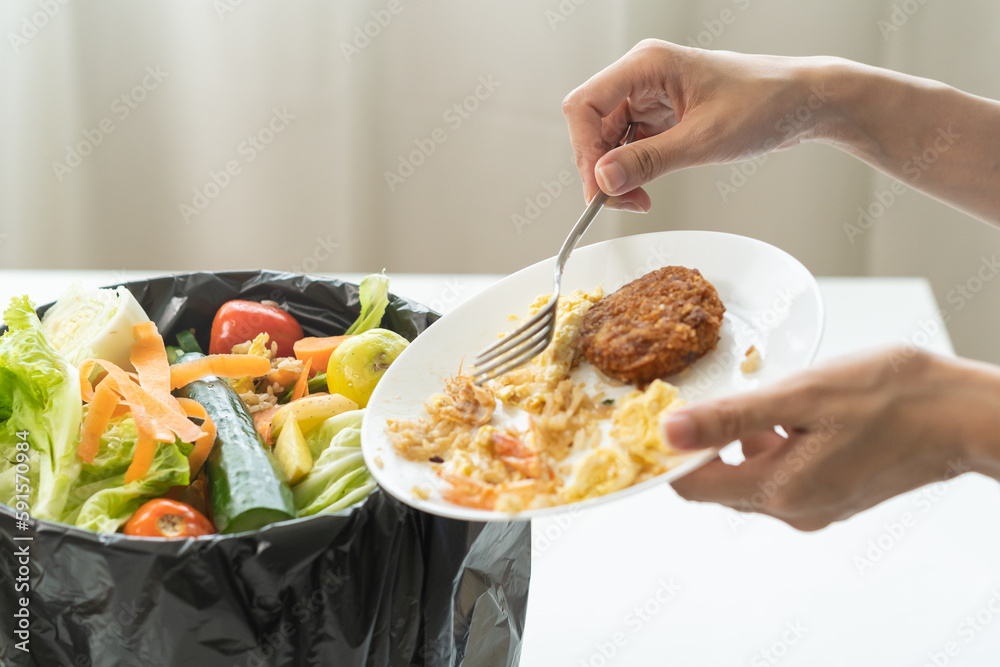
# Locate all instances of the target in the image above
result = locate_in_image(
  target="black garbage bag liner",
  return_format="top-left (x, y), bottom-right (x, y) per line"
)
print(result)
top-left (0, 270), bottom-right (530, 667)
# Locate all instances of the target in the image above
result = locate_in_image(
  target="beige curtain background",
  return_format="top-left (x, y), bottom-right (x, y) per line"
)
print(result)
top-left (2, 0), bottom-right (998, 363)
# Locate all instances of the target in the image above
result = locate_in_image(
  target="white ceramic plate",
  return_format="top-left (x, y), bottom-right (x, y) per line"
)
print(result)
top-left (362, 230), bottom-right (824, 521)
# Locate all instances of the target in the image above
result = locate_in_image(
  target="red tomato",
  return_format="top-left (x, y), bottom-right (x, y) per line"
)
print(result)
top-left (209, 300), bottom-right (304, 357)
top-left (123, 499), bottom-right (215, 538)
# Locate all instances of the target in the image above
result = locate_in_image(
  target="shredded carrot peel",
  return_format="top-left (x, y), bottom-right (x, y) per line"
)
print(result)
top-left (169, 354), bottom-right (272, 391)
top-left (127, 436), bottom-right (157, 485)
top-left (176, 397), bottom-right (217, 477)
top-left (78, 382), bottom-right (120, 464)
top-left (291, 358), bottom-right (312, 402)
top-left (78, 320), bottom-right (224, 484)
top-left (132, 321), bottom-right (170, 398)
top-left (79, 358), bottom-right (162, 482)
top-left (252, 405), bottom-right (279, 446)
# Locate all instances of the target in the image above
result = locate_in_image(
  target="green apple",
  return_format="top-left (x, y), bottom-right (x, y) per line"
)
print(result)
top-left (326, 328), bottom-right (408, 407)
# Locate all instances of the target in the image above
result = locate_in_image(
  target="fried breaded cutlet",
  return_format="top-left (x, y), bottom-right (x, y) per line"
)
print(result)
top-left (578, 266), bottom-right (725, 384)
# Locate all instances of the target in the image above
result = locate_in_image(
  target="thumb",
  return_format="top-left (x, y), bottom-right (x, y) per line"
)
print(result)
top-left (662, 390), bottom-right (800, 451)
top-left (594, 123), bottom-right (699, 196)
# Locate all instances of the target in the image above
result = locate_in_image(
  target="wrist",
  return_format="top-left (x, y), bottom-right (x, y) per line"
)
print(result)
top-left (796, 57), bottom-right (889, 160)
top-left (930, 354), bottom-right (1000, 481)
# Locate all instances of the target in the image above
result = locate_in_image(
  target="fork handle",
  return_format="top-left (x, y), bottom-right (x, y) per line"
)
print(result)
top-left (553, 122), bottom-right (640, 286)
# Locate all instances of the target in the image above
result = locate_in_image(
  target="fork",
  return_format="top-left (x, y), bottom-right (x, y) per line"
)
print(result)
top-left (472, 122), bottom-right (640, 384)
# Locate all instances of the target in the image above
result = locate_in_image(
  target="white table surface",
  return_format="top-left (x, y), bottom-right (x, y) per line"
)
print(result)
top-left (3, 271), bottom-right (999, 666)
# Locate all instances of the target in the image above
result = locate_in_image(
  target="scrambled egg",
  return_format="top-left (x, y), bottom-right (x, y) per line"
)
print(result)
top-left (610, 379), bottom-right (684, 466)
top-left (562, 379), bottom-right (685, 503)
top-left (529, 288), bottom-right (603, 382)
top-left (560, 446), bottom-right (637, 503)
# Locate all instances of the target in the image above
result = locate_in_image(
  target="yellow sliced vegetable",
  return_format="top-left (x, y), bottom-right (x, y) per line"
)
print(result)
top-left (274, 414), bottom-right (313, 484)
top-left (270, 393), bottom-right (358, 439)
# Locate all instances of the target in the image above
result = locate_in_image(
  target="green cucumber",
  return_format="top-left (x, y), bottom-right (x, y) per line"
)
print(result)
top-left (175, 329), bottom-right (203, 354)
top-left (173, 352), bottom-right (296, 533)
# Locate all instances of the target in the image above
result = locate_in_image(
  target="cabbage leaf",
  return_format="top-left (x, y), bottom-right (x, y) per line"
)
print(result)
top-left (294, 409), bottom-right (374, 517)
top-left (40, 281), bottom-right (150, 370)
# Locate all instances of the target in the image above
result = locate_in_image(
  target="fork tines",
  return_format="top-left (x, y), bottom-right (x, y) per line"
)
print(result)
top-left (471, 303), bottom-right (557, 384)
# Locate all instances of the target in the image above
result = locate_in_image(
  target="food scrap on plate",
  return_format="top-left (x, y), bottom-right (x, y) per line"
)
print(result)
top-left (387, 266), bottom-right (723, 513)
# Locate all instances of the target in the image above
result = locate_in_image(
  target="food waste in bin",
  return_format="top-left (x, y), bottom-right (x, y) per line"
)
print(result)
top-left (0, 270), bottom-right (530, 667)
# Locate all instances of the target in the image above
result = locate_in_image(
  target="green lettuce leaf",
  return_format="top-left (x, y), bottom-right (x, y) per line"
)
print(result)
top-left (0, 296), bottom-right (83, 521)
top-left (0, 445), bottom-right (40, 516)
top-left (61, 415), bottom-right (191, 533)
top-left (293, 409), bottom-right (374, 517)
top-left (344, 273), bottom-right (390, 335)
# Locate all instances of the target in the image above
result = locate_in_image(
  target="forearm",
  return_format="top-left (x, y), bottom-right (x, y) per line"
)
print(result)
top-left (810, 59), bottom-right (1000, 225)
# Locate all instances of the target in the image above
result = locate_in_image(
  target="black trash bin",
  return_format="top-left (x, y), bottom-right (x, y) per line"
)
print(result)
top-left (0, 271), bottom-right (531, 667)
